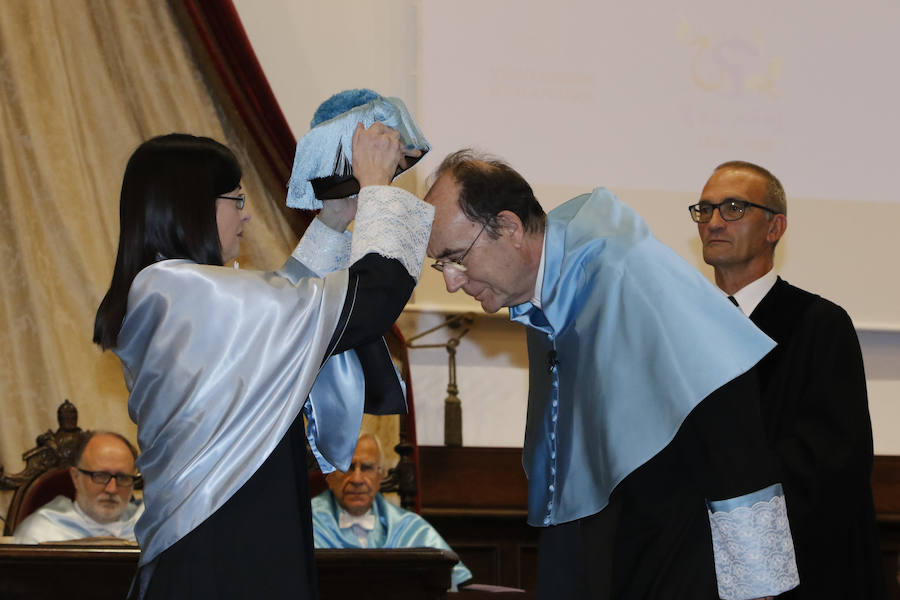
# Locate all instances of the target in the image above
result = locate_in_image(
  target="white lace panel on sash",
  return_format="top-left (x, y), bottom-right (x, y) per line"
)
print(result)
top-left (291, 217), bottom-right (352, 277)
top-left (707, 483), bottom-right (799, 599)
top-left (350, 186), bottom-right (434, 281)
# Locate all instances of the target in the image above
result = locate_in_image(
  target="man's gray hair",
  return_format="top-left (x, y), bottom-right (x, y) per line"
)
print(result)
top-left (358, 432), bottom-right (385, 472)
top-left (714, 160), bottom-right (787, 216)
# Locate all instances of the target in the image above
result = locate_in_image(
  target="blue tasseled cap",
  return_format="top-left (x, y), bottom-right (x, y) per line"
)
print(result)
top-left (286, 90), bottom-right (430, 210)
top-left (310, 89), bottom-right (380, 128)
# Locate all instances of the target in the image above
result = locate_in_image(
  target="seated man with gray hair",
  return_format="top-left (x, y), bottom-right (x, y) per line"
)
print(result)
top-left (311, 433), bottom-right (472, 590)
top-left (13, 430), bottom-right (144, 544)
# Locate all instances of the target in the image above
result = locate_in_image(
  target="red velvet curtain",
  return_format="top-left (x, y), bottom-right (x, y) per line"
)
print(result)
top-left (181, 0), bottom-right (295, 185)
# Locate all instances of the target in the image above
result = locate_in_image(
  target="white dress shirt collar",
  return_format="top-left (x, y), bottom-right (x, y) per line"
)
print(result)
top-left (730, 270), bottom-right (778, 316)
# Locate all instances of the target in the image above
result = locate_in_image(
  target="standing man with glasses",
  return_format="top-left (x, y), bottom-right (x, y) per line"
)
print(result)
top-left (692, 161), bottom-right (884, 599)
top-left (13, 431), bottom-right (144, 544)
top-left (425, 149), bottom-right (799, 599)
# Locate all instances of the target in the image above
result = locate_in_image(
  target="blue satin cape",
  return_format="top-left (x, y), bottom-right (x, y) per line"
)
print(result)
top-left (116, 259), bottom-right (384, 567)
top-left (509, 189), bottom-right (776, 527)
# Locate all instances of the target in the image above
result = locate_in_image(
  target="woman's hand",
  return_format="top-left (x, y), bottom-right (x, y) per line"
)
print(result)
top-left (352, 122), bottom-right (403, 188)
top-left (318, 195), bottom-right (358, 232)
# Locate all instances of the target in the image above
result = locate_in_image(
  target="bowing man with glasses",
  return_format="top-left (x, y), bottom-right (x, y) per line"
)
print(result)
top-left (425, 149), bottom-right (799, 599)
top-left (693, 161), bottom-right (883, 599)
top-left (13, 431), bottom-right (144, 544)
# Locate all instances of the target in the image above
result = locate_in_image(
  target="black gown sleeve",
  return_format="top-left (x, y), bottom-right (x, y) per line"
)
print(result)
top-left (681, 368), bottom-right (782, 501)
top-left (769, 305), bottom-right (871, 527)
top-left (325, 253), bottom-right (414, 356)
top-left (317, 253), bottom-right (415, 415)
top-left (753, 295), bottom-right (882, 598)
top-left (576, 369), bottom-right (791, 599)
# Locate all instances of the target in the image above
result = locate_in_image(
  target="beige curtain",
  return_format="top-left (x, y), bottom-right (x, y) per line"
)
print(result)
top-left (0, 0), bottom-right (300, 518)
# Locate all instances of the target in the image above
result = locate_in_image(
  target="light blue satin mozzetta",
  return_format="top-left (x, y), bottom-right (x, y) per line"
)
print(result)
top-left (116, 259), bottom-right (366, 568)
top-left (311, 491), bottom-right (473, 589)
top-left (509, 188), bottom-right (777, 527)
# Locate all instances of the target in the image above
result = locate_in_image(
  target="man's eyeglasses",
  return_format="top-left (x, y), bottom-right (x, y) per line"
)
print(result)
top-left (76, 468), bottom-right (137, 487)
top-left (430, 224), bottom-right (487, 273)
top-left (218, 193), bottom-right (246, 210)
top-left (688, 199), bottom-right (778, 223)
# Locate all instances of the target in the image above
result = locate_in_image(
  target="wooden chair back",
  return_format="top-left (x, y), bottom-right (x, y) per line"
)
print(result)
top-left (1, 399), bottom-right (83, 535)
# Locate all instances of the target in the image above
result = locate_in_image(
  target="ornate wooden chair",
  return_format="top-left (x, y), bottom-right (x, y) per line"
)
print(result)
top-left (1, 399), bottom-right (83, 536)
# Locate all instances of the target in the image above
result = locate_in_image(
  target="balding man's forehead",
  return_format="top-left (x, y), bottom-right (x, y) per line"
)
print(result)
top-left (424, 172), bottom-right (460, 205)
top-left (425, 178), bottom-right (480, 260)
top-left (87, 433), bottom-right (132, 452)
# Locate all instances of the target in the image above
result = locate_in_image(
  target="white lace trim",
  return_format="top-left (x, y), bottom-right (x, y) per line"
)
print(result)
top-left (350, 186), bottom-right (434, 281)
top-left (708, 494), bottom-right (799, 599)
top-left (291, 217), bottom-right (351, 277)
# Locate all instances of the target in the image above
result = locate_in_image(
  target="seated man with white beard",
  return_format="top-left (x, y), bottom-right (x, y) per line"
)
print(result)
top-left (13, 431), bottom-right (144, 544)
top-left (311, 433), bottom-right (473, 590)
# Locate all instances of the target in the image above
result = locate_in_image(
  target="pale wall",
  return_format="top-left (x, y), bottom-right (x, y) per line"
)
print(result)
top-left (233, 0), bottom-right (899, 454)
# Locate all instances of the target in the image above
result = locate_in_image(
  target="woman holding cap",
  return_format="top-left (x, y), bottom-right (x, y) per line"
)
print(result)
top-left (95, 102), bottom-right (431, 598)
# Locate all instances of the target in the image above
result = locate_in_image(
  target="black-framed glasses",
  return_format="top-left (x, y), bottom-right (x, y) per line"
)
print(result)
top-left (218, 193), bottom-right (246, 210)
top-left (688, 199), bottom-right (778, 223)
top-left (430, 224), bottom-right (487, 273)
top-left (76, 468), bottom-right (137, 487)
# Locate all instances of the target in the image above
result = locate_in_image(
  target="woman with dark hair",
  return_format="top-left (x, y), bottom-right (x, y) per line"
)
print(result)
top-left (94, 125), bottom-right (433, 599)
top-left (94, 133), bottom-right (245, 349)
